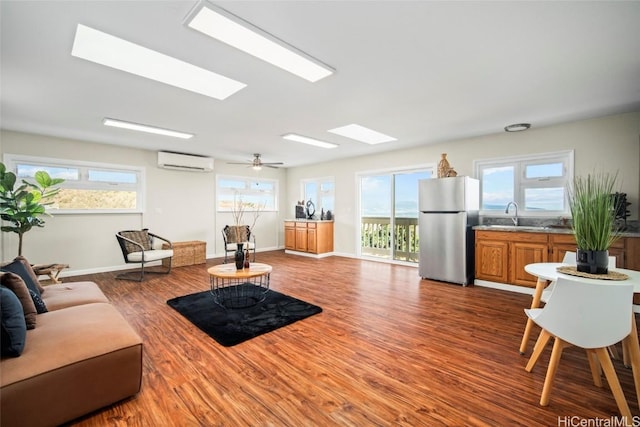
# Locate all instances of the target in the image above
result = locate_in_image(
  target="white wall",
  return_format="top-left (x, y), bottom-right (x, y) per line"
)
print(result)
top-left (0, 130), bottom-right (287, 274)
top-left (2, 111), bottom-right (638, 272)
top-left (286, 111), bottom-right (640, 256)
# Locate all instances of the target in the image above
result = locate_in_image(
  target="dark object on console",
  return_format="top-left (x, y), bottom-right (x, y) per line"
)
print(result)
top-left (295, 205), bottom-right (305, 219)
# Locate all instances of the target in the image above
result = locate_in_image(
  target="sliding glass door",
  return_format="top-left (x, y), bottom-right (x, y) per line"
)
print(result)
top-left (360, 169), bottom-right (431, 262)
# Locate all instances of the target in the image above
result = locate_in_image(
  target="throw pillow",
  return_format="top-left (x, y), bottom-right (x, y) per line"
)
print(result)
top-left (29, 289), bottom-right (48, 314)
top-left (1, 285), bottom-right (28, 357)
top-left (0, 272), bottom-right (37, 329)
top-left (120, 230), bottom-right (152, 253)
top-left (1, 258), bottom-right (43, 299)
top-left (16, 256), bottom-right (46, 295)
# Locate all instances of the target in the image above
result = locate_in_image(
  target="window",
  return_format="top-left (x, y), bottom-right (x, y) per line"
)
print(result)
top-left (474, 150), bottom-right (574, 216)
top-left (302, 177), bottom-right (334, 214)
top-left (4, 154), bottom-right (145, 213)
top-left (217, 175), bottom-right (277, 212)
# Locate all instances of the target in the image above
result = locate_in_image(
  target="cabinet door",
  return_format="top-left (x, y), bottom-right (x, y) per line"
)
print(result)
top-left (316, 222), bottom-right (334, 253)
top-left (626, 237), bottom-right (640, 272)
top-left (307, 228), bottom-right (318, 253)
top-left (475, 239), bottom-right (509, 283)
top-left (295, 228), bottom-right (308, 251)
top-left (510, 242), bottom-right (548, 287)
top-left (284, 226), bottom-right (296, 250)
top-left (609, 246), bottom-right (626, 269)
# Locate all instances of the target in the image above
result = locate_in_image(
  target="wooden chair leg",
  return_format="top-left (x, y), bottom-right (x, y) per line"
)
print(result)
top-left (593, 347), bottom-right (632, 422)
top-left (622, 339), bottom-right (630, 368)
top-left (520, 277), bottom-right (548, 355)
top-left (608, 344), bottom-right (620, 360)
top-left (540, 337), bottom-right (565, 406)
top-left (587, 350), bottom-right (603, 387)
top-left (526, 329), bottom-right (552, 372)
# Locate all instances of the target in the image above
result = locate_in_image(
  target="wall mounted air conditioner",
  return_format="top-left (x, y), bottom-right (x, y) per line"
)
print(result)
top-left (157, 151), bottom-right (214, 172)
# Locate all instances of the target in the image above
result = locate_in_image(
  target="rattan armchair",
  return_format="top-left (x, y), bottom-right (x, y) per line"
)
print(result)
top-left (115, 229), bottom-right (173, 281)
top-left (222, 225), bottom-right (256, 264)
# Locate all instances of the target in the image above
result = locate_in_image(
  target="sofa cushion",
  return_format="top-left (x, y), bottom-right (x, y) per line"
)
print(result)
top-left (1, 285), bottom-right (27, 357)
top-left (120, 230), bottom-right (152, 253)
top-left (41, 282), bottom-right (109, 311)
top-left (126, 249), bottom-right (174, 263)
top-left (1, 258), bottom-right (43, 299)
top-left (0, 272), bottom-right (37, 329)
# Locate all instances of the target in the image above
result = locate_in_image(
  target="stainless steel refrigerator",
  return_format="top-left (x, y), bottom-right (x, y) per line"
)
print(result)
top-left (418, 176), bottom-right (479, 285)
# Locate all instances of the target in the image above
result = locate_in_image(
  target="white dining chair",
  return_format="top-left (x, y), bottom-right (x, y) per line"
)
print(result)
top-left (524, 276), bottom-right (633, 420)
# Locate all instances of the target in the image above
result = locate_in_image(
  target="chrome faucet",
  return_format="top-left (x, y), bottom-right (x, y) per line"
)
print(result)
top-left (505, 201), bottom-right (519, 226)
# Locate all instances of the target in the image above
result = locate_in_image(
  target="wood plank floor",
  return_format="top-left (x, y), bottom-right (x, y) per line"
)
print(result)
top-left (66, 250), bottom-right (639, 426)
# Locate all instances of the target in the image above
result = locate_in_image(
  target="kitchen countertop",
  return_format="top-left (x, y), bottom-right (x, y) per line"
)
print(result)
top-left (473, 224), bottom-right (640, 238)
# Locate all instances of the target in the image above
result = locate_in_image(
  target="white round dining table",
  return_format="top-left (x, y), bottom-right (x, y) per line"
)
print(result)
top-left (522, 262), bottom-right (640, 411)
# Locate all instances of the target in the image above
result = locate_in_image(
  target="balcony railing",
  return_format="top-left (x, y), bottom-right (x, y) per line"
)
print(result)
top-left (361, 216), bottom-right (419, 262)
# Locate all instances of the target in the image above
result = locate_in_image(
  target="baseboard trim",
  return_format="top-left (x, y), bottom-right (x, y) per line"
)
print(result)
top-left (474, 279), bottom-right (640, 313)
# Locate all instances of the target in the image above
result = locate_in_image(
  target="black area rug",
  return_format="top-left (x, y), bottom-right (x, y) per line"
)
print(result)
top-left (167, 286), bottom-right (322, 347)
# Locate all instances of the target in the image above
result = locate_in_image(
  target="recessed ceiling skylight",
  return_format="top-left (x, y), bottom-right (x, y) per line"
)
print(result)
top-left (185, 2), bottom-right (334, 83)
top-left (71, 24), bottom-right (246, 100)
top-left (103, 118), bottom-right (194, 139)
top-left (282, 133), bottom-right (338, 149)
top-left (328, 124), bottom-right (397, 145)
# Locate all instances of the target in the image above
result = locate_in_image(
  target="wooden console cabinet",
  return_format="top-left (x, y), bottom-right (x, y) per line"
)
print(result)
top-left (284, 220), bottom-right (334, 254)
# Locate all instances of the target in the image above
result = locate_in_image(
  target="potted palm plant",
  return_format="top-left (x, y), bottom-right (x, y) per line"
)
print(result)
top-left (0, 162), bottom-right (64, 256)
top-left (567, 171), bottom-right (622, 274)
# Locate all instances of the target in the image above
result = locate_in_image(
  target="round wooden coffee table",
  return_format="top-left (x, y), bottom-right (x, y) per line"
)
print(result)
top-left (207, 263), bottom-right (272, 309)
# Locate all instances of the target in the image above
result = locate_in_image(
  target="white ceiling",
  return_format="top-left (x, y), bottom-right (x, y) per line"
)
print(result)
top-left (2, 1), bottom-right (640, 168)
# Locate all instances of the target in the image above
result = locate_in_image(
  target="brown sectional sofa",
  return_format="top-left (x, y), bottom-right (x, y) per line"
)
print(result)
top-left (1, 281), bottom-right (143, 427)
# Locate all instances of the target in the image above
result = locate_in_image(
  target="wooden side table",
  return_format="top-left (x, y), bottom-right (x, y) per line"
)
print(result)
top-left (31, 263), bottom-right (69, 284)
top-left (208, 263), bottom-right (272, 309)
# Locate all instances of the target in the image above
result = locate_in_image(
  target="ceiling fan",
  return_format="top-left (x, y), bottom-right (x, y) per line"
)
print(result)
top-left (227, 153), bottom-right (284, 170)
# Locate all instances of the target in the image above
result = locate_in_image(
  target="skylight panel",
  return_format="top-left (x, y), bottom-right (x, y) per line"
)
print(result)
top-left (71, 24), bottom-right (246, 100)
top-left (328, 124), bottom-right (397, 145)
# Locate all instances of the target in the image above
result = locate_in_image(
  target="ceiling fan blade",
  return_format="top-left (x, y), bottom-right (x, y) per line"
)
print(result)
top-left (262, 162), bottom-right (284, 166)
top-left (226, 161), bottom-right (251, 165)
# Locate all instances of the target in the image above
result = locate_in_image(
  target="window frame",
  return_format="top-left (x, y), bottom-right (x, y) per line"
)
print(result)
top-left (3, 154), bottom-right (145, 214)
top-left (216, 174), bottom-right (278, 213)
top-left (301, 176), bottom-right (335, 215)
top-left (473, 150), bottom-right (574, 217)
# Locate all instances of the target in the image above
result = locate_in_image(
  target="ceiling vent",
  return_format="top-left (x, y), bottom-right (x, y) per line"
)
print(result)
top-left (157, 151), bottom-right (214, 172)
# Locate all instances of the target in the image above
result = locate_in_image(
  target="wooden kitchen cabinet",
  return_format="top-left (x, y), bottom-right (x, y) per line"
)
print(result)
top-left (284, 220), bottom-right (334, 255)
top-left (476, 229), bottom-right (639, 287)
top-left (549, 233), bottom-right (578, 262)
top-left (475, 234), bottom-right (509, 283)
top-left (510, 234), bottom-right (548, 287)
top-left (475, 230), bottom-right (547, 288)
